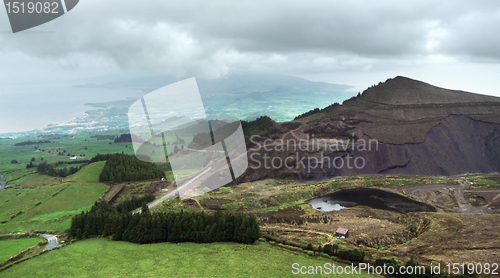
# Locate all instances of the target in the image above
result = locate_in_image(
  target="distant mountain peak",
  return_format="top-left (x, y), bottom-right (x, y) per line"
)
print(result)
top-left (359, 76), bottom-right (500, 105)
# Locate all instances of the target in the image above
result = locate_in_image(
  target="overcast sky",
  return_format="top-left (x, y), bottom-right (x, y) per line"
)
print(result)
top-left (1, 0), bottom-right (500, 97)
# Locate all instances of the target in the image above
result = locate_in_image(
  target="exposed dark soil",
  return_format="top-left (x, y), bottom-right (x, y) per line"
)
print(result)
top-left (136, 181), bottom-right (169, 194)
top-left (180, 199), bottom-right (199, 209)
top-left (312, 187), bottom-right (437, 213)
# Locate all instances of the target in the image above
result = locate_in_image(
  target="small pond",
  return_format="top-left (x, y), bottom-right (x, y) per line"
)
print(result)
top-left (308, 187), bottom-right (436, 213)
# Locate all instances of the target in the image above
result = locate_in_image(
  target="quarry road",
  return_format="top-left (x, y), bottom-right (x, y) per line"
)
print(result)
top-left (39, 234), bottom-right (60, 250)
top-left (287, 127), bottom-right (302, 141)
top-left (399, 181), bottom-right (498, 214)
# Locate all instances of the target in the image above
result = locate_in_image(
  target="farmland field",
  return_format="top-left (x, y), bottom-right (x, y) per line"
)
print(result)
top-left (0, 162), bottom-right (109, 233)
top-left (0, 238), bottom-right (377, 277)
top-left (0, 237), bottom-right (42, 263)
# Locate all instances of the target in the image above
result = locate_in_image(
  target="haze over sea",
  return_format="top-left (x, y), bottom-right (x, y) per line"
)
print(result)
top-left (0, 82), bottom-right (143, 134)
top-left (0, 74), bottom-right (354, 136)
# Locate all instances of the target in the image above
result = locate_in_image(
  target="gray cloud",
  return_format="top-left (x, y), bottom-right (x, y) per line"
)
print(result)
top-left (0, 0), bottom-right (500, 89)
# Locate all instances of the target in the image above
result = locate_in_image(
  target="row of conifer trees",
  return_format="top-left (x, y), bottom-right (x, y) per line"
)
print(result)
top-left (69, 201), bottom-right (260, 244)
top-left (90, 153), bottom-right (165, 182)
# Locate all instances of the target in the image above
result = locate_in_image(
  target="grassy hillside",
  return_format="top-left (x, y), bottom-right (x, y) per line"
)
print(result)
top-left (63, 161), bottom-right (106, 183)
top-left (3, 182), bottom-right (108, 232)
top-left (0, 181), bottom-right (67, 223)
top-left (0, 131), bottom-right (134, 175)
top-left (0, 237), bottom-right (41, 262)
top-left (1, 238), bottom-right (376, 277)
top-left (0, 162), bottom-right (108, 233)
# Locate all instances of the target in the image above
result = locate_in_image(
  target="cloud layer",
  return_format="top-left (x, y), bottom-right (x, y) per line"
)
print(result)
top-left (0, 0), bottom-right (500, 92)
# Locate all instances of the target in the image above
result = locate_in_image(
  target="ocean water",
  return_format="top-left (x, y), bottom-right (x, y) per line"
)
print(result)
top-left (0, 83), bottom-right (144, 134)
top-left (0, 75), bottom-right (352, 135)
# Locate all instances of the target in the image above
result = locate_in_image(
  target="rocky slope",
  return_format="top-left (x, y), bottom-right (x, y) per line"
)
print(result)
top-left (239, 76), bottom-right (500, 181)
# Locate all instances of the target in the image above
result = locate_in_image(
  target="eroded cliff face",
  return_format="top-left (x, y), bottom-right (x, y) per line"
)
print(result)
top-left (238, 77), bottom-right (500, 182)
top-left (241, 115), bottom-right (500, 181)
top-left (335, 115), bottom-right (500, 177)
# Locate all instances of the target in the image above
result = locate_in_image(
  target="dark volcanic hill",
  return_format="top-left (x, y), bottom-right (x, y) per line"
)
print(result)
top-left (239, 76), bottom-right (500, 181)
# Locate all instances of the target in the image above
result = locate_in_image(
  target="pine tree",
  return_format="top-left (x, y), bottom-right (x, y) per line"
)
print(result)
top-left (76, 228), bottom-right (83, 240)
top-left (141, 203), bottom-right (150, 215)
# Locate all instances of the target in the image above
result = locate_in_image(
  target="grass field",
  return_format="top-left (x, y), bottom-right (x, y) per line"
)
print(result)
top-left (1, 182), bottom-right (108, 232)
top-left (63, 162), bottom-right (106, 183)
top-left (0, 181), bottom-right (68, 223)
top-left (0, 238), bottom-right (377, 277)
top-left (0, 130), bottom-right (180, 233)
top-left (0, 131), bottom-right (134, 177)
top-left (0, 237), bottom-right (41, 262)
top-left (0, 162), bottom-right (109, 233)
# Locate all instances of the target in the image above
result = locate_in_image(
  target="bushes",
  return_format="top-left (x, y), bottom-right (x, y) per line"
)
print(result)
top-left (294, 102), bottom-right (340, 120)
top-left (263, 235), bottom-right (364, 265)
top-left (114, 134), bottom-right (132, 143)
top-left (14, 140), bottom-right (51, 146)
top-left (307, 243), bottom-right (313, 251)
top-left (241, 116), bottom-right (274, 142)
top-left (336, 249), bottom-right (365, 263)
top-left (37, 162), bottom-right (81, 177)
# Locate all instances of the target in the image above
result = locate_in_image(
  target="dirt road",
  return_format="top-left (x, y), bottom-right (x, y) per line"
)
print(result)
top-left (399, 179), bottom-right (500, 213)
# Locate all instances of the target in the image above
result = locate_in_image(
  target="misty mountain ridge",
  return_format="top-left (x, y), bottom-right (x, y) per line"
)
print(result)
top-left (73, 73), bottom-right (354, 96)
top-left (361, 76), bottom-right (500, 105)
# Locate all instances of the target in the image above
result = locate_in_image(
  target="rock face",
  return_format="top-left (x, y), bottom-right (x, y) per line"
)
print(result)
top-left (334, 115), bottom-right (500, 177)
top-left (240, 76), bottom-right (500, 181)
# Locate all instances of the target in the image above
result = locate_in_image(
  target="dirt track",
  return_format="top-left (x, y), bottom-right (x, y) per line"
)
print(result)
top-left (103, 183), bottom-right (125, 202)
top-left (398, 179), bottom-right (500, 213)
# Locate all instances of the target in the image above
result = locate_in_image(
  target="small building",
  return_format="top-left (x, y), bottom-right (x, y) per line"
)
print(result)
top-left (335, 227), bottom-right (349, 238)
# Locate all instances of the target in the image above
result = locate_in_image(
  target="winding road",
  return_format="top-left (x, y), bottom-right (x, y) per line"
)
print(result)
top-left (39, 234), bottom-right (60, 250)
